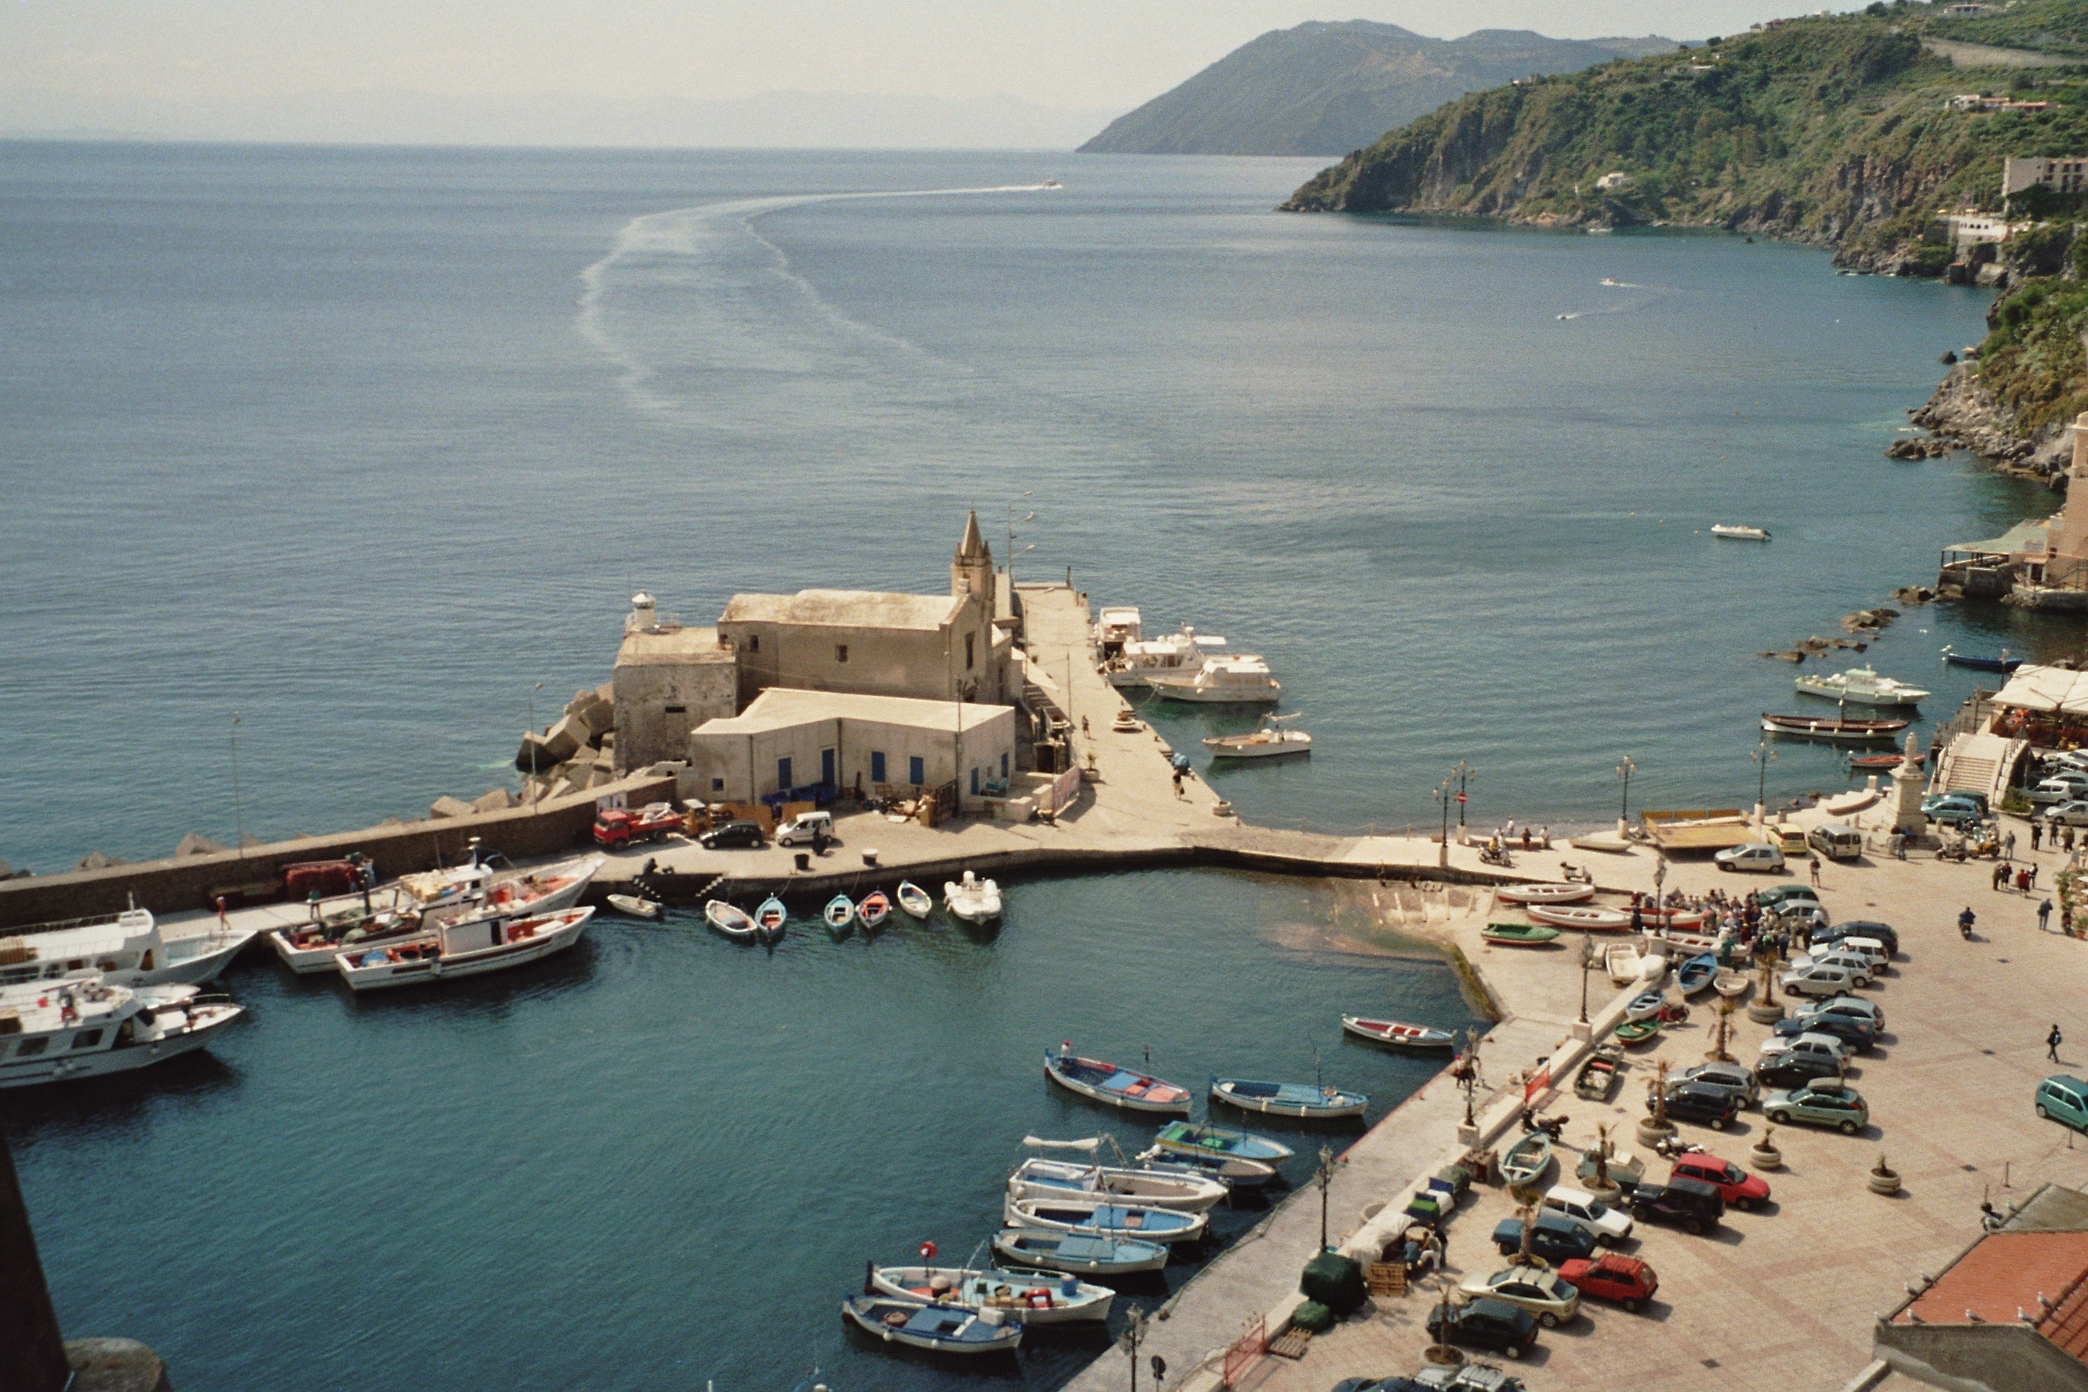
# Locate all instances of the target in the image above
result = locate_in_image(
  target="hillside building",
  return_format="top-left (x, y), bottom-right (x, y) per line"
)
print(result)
top-left (2005, 155), bottom-right (2088, 198)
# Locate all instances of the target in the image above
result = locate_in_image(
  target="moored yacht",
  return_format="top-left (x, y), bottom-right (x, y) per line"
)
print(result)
top-left (0, 907), bottom-right (255, 989)
top-left (0, 976), bottom-right (243, 1088)
top-left (1794, 665), bottom-right (1930, 707)
top-left (1095, 606), bottom-right (1141, 660)
top-left (1145, 654), bottom-right (1281, 705)
top-left (1102, 627), bottom-right (1227, 689)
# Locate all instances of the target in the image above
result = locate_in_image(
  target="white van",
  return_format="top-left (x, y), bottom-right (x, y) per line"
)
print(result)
top-left (775, 810), bottom-right (834, 846)
top-left (1808, 823), bottom-right (1864, 862)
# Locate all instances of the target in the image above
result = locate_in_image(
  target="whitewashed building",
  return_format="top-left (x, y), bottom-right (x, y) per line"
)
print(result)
top-left (685, 688), bottom-right (1016, 808)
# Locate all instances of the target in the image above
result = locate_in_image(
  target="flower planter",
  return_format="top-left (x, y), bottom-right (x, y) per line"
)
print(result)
top-left (1869, 1156), bottom-right (1902, 1195)
top-left (1637, 1119), bottom-right (1677, 1148)
top-left (1746, 1002), bottom-right (1786, 1024)
top-left (1749, 1144), bottom-right (1782, 1172)
top-left (1422, 1346), bottom-right (1466, 1368)
top-left (1583, 1177), bottom-right (1622, 1205)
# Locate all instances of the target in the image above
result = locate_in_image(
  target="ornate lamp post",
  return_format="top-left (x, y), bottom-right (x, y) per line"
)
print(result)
top-left (1752, 739), bottom-right (1777, 826)
top-left (1120, 1306), bottom-right (1149, 1392)
top-left (1316, 1144), bottom-right (1343, 1251)
top-left (1436, 777), bottom-right (1454, 868)
top-left (1452, 761), bottom-right (1476, 833)
top-left (1616, 755), bottom-right (1636, 837)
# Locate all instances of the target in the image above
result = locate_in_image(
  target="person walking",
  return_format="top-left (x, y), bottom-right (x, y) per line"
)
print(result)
top-left (2051, 1024), bottom-right (2065, 1063)
top-left (1809, 854), bottom-right (1822, 887)
top-left (2068, 825), bottom-right (2079, 854)
top-left (2040, 898), bottom-right (2055, 932)
top-left (1994, 861), bottom-right (2009, 892)
top-left (2005, 829), bottom-right (2018, 861)
top-left (2029, 864), bottom-right (2041, 891)
top-left (2033, 821), bottom-right (2044, 852)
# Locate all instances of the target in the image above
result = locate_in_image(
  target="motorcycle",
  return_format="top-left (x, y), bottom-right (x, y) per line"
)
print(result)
top-left (1519, 1107), bottom-right (1568, 1140)
top-left (1479, 844), bottom-right (1513, 868)
top-left (1652, 1134), bottom-right (1703, 1159)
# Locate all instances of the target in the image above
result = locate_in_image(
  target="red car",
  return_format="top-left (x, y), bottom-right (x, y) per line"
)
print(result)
top-left (1669, 1154), bottom-right (1772, 1211)
top-left (1557, 1253), bottom-right (1659, 1312)
top-left (592, 802), bottom-right (683, 848)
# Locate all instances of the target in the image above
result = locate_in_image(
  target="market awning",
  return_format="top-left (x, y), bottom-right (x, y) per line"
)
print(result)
top-left (1994, 664), bottom-right (2088, 713)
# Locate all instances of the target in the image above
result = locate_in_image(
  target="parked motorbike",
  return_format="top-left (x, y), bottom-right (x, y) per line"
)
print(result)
top-left (1652, 1134), bottom-right (1703, 1159)
top-left (1519, 1107), bottom-right (1568, 1140)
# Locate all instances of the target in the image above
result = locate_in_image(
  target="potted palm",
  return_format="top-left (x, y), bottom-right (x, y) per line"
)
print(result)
top-left (1637, 1059), bottom-right (1677, 1148)
top-left (1868, 1152), bottom-right (1902, 1196)
top-left (1584, 1123), bottom-right (1623, 1203)
top-left (1422, 1276), bottom-right (1466, 1367)
top-left (1750, 1123), bottom-right (1782, 1172)
top-left (1706, 996), bottom-right (1738, 1063)
top-left (1747, 952), bottom-right (1785, 1024)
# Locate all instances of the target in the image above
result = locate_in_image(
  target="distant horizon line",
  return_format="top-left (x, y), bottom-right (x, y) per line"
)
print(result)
top-left (0, 132), bottom-right (1335, 158)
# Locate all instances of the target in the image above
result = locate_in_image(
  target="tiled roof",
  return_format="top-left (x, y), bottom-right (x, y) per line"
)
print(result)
top-left (1897, 1230), bottom-right (2088, 1364)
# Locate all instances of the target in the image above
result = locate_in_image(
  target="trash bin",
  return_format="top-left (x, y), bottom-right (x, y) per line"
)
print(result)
top-left (793, 853), bottom-right (810, 872)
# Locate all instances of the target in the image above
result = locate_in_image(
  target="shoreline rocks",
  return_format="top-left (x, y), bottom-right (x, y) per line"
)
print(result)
top-left (1910, 362), bottom-right (2072, 482)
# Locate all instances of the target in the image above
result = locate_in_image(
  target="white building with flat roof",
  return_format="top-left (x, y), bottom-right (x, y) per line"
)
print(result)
top-left (686, 687), bottom-right (1016, 808)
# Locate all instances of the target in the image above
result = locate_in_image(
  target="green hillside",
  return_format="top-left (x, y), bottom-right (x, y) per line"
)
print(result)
top-left (1282, 2), bottom-right (2088, 264)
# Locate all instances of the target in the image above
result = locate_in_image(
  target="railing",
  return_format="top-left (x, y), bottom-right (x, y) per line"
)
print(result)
top-left (1222, 1315), bottom-right (1267, 1388)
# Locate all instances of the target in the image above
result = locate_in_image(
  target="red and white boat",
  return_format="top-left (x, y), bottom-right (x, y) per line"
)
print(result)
top-left (1527, 904), bottom-right (1633, 931)
top-left (1495, 883), bottom-right (1595, 906)
top-left (1339, 1016), bottom-right (1457, 1051)
top-left (1637, 908), bottom-right (1706, 932)
top-left (334, 907), bottom-right (594, 991)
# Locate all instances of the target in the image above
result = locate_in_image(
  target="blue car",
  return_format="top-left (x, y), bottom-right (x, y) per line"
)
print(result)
top-left (2038, 1076), bottom-right (2088, 1133)
top-left (1491, 1213), bottom-right (1596, 1265)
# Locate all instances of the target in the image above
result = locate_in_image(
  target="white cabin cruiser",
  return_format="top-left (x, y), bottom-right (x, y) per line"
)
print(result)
top-left (0, 908), bottom-right (255, 990)
top-left (1793, 665), bottom-right (1929, 708)
top-left (334, 906), bottom-right (595, 991)
top-left (0, 976), bottom-right (243, 1088)
top-left (1095, 606), bottom-right (1142, 660)
top-left (1103, 627), bottom-right (1227, 689)
top-left (1145, 655), bottom-right (1281, 705)
top-left (1203, 713), bottom-right (1311, 760)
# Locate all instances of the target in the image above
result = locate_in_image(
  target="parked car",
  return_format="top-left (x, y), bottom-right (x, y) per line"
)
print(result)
top-left (1781, 963), bottom-right (1856, 998)
top-left (1668, 1154), bottom-right (1772, 1211)
top-left (1655, 1081), bottom-right (1741, 1130)
top-left (2042, 800), bottom-right (2088, 828)
top-left (1457, 1264), bottom-right (1582, 1327)
top-left (1828, 937), bottom-right (1892, 973)
top-left (1809, 823), bottom-right (1864, 861)
top-left (1788, 950), bottom-right (1874, 987)
top-left (1795, 995), bottom-right (1885, 1034)
top-left (1575, 1147), bottom-right (1645, 1193)
top-left (1758, 1032), bottom-right (1853, 1070)
top-left (1490, 1214), bottom-right (1596, 1265)
top-left (1540, 1184), bottom-right (1634, 1245)
top-left (1679, 1060), bottom-right (1760, 1107)
top-left (1425, 1298), bottom-right (1540, 1359)
top-left (1335, 1380), bottom-right (1435, 1392)
top-left (697, 820), bottom-right (765, 849)
top-left (1756, 884), bottom-right (1821, 910)
top-left (1754, 1052), bottom-right (1846, 1090)
top-left (1817, 919), bottom-right (1899, 956)
top-left (1770, 823), bottom-right (1810, 858)
top-left (1715, 843), bottom-right (1785, 873)
top-left (1629, 1177), bottom-right (1725, 1235)
top-left (1923, 794), bottom-right (1987, 820)
top-left (2028, 776), bottom-right (2088, 806)
top-left (1412, 1368), bottom-right (1527, 1392)
top-left (1773, 1013), bottom-right (1876, 1052)
top-left (1557, 1253), bottom-right (1660, 1312)
top-left (591, 801), bottom-right (684, 848)
top-left (774, 810), bottom-right (834, 846)
top-left (1763, 1079), bottom-right (1870, 1134)
top-left (2036, 1075), bottom-right (2088, 1133)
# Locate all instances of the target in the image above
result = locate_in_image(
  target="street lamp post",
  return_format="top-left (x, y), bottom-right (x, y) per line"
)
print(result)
top-left (1120, 1307), bottom-right (1149, 1392)
top-left (1579, 930), bottom-right (1594, 1025)
top-left (1451, 760), bottom-right (1475, 832)
top-left (1316, 1144), bottom-right (1340, 1251)
top-left (230, 712), bottom-right (244, 851)
top-left (1616, 755), bottom-right (1636, 838)
top-left (1436, 777), bottom-right (1453, 868)
top-left (527, 681), bottom-right (544, 808)
top-left (1752, 739), bottom-right (1777, 825)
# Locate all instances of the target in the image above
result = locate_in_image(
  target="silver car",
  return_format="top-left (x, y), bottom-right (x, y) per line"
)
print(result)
top-left (1680, 1060), bottom-right (1760, 1107)
top-left (1715, 843), bottom-right (1786, 873)
top-left (1798, 995), bottom-right (1885, 1032)
top-left (2030, 776), bottom-right (2088, 806)
top-left (2045, 800), bottom-right (2088, 828)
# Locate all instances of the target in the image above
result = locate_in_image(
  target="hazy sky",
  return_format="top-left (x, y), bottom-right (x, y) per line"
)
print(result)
top-left (0, 1), bottom-right (1837, 143)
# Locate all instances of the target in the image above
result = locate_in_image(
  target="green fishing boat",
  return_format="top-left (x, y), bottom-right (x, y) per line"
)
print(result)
top-left (1614, 1018), bottom-right (1662, 1044)
top-left (1481, 922), bottom-right (1561, 947)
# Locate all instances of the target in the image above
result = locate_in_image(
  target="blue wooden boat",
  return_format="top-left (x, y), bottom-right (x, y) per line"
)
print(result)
top-left (1941, 645), bottom-right (2022, 673)
top-left (1676, 952), bottom-right (1718, 997)
top-left (823, 895), bottom-right (855, 937)
top-left (990, 1229), bottom-right (1169, 1276)
top-left (1499, 1130), bottom-right (1553, 1187)
top-left (1004, 1196), bottom-right (1208, 1244)
top-left (1044, 1049), bottom-right (1192, 1114)
top-left (1209, 1076), bottom-right (1367, 1120)
top-left (1625, 988), bottom-right (1668, 1021)
top-left (1151, 1119), bottom-right (1293, 1164)
top-left (755, 896), bottom-right (787, 942)
top-left (840, 1294), bottom-right (1023, 1355)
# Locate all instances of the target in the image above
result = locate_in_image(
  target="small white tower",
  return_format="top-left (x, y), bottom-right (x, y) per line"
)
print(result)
top-left (626, 590), bottom-right (659, 635)
top-left (951, 512), bottom-right (994, 601)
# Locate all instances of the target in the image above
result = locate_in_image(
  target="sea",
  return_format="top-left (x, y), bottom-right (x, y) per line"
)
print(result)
top-left (0, 142), bottom-right (2063, 1388)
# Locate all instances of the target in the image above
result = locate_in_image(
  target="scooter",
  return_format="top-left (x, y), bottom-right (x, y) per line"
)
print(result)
top-left (1652, 1134), bottom-right (1703, 1159)
top-left (1959, 908), bottom-right (1977, 941)
top-left (1480, 844), bottom-right (1513, 868)
top-left (1519, 1107), bottom-right (1568, 1140)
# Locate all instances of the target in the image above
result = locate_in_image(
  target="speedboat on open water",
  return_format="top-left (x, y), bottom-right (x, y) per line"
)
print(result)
top-left (0, 975), bottom-right (242, 1088)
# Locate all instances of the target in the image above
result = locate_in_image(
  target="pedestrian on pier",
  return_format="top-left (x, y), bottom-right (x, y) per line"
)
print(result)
top-left (1171, 769), bottom-right (1184, 799)
top-left (1809, 854), bottom-right (1822, 888)
top-left (2040, 899), bottom-right (2054, 932)
top-left (2029, 864), bottom-right (2040, 891)
top-left (2051, 1024), bottom-right (2065, 1062)
top-left (2005, 830), bottom-right (2018, 861)
top-left (2033, 822), bottom-right (2044, 852)
top-left (1993, 862), bottom-right (2010, 892)
top-left (2068, 826), bottom-right (2080, 854)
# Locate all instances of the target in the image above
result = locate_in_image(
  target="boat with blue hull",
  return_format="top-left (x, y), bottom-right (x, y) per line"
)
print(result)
top-left (1135, 1145), bottom-right (1278, 1188)
top-left (1941, 645), bottom-right (2023, 673)
top-left (1004, 1196), bottom-right (1208, 1244)
top-left (990, 1229), bottom-right (1169, 1276)
top-left (755, 897), bottom-right (787, 941)
top-left (1044, 1048), bottom-right (1192, 1114)
top-left (1007, 1157), bottom-right (1227, 1212)
top-left (1152, 1119), bottom-right (1294, 1164)
top-left (840, 1294), bottom-right (1022, 1355)
top-left (1209, 1076), bottom-right (1367, 1120)
top-left (1676, 953), bottom-right (1718, 996)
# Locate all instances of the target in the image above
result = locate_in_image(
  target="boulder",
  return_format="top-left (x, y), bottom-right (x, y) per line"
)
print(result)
top-left (1885, 438), bottom-right (1928, 460)
top-left (471, 787), bottom-right (518, 813)
top-left (595, 681), bottom-right (615, 705)
top-left (575, 697), bottom-right (615, 740)
top-left (65, 1337), bottom-right (174, 1392)
top-left (429, 796), bottom-right (475, 820)
top-left (515, 731), bottom-right (559, 773)
top-left (541, 714), bottom-right (588, 763)
top-left (74, 851), bottom-right (128, 872)
top-left (173, 832), bottom-right (228, 858)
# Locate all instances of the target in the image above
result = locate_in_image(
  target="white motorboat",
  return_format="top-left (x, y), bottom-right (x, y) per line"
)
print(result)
top-left (944, 871), bottom-right (1003, 923)
top-left (605, 894), bottom-right (662, 920)
top-left (1711, 524), bottom-right (1771, 541)
top-left (1103, 627), bottom-right (1227, 689)
top-left (1007, 1157), bottom-right (1227, 1213)
top-left (1794, 665), bottom-right (1930, 707)
top-left (0, 908), bottom-right (255, 989)
top-left (869, 1265), bottom-right (1113, 1326)
top-left (1095, 606), bottom-right (1142, 658)
top-left (0, 976), bottom-right (243, 1089)
top-left (334, 906), bottom-right (594, 991)
top-left (1145, 655), bottom-right (1280, 705)
top-left (1203, 713), bottom-right (1311, 760)
top-left (1494, 883), bottom-right (1595, 906)
top-left (1003, 1195), bottom-right (1208, 1244)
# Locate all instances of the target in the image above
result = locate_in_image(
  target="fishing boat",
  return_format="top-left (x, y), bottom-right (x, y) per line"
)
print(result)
top-left (824, 896), bottom-right (856, 934)
top-left (1711, 524), bottom-right (1771, 541)
top-left (0, 976), bottom-right (243, 1089)
top-left (1495, 883), bottom-right (1596, 906)
top-left (1713, 970), bottom-right (1750, 999)
top-left (1761, 712), bottom-right (1910, 744)
top-left (895, 882), bottom-right (933, 920)
top-left (1499, 1131), bottom-right (1553, 1187)
top-left (1151, 1119), bottom-right (1293, 1164)
top-left (1529, 904), bottom-right (1632, 931)
top-left (334, 907), bottom-right (594, 991)
top-left (1203, 713), bottom-right (1312, 760)
top-left (1209, 1076), bottom-right (1368, 1120)
top-left (1675, 952), bottom-right (1718, 995)
top-left (990, 1229), bottom-right (1169, 1276)
top-left (605, 894), bottom-right (661, 920)
top-left (1133, 1145), bottom-right (1278, 1188)
top-left (1003, 1197), bottom-right (1208, 1244)
top-left (857, 890), bottom-right (892, 932)
top-left (1145, 655), bottom-right (1282, 705)
top-left (1848, 750), bottom-right (1921, 772)
top-left (1574, 1050), bottom-right (1622, 1101)
top-left (868, 1265), bottom-right (1113, 1326)
top-left (704, 900), bottom-right (759, 943)
top-left (1638, 907), bottom-right (1706, 932)
top-left (1044, 1047), bottom-right (1192, 1114)
top-left (755, 896), bottom-right (788, 939)
top-left (1481, 922), bottom-right (1561, 947)
top-left (1795, 666), bottom-right (1930, 707)
top-left (5, 907), bottom-right (255, 989)
top-left (1941, 645), bottom-right (2022, 673)
top-left (1007, 1158), bottom-right (1227, 1213)
top-left (840, 1295), bottom-right (1023, 1355)
top-left (944, 871), bottom-right (1003, 923)
top-left (1604, 943), bottom-right (1645, 986)
top-left (1614, 1018), bottom-right (1661, 1044)
top-left (1340, 1016), bottom-right (1458, 1051)
top-left (1624, 989), bottom-right (1668, 1021)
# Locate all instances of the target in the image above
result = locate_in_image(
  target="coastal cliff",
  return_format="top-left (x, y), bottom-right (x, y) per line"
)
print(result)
top-left (1913, 272), bottom-right (2088, 477)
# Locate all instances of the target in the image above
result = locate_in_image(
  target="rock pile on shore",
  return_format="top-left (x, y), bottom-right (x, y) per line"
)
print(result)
top-left (508, 685), bottom-right (618, 805)
top-left (1908, 362), bottom-right (2073, 480)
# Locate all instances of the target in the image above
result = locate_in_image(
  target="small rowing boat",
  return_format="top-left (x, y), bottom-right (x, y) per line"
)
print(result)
top-left (1761, 712), bottom-right (1910, 744)
top-left (824, 896), bottom-right (856, 935)
top-left (1848, 750), bottom-right (1920, 771)
top-left (1481, 922), bottom-right (1561, 946)
top-left (1495, 883), bottom-right (1595, 906)
top-left (896, 881), bottom-right (933, 919)
top-left (1941, 645), bottom-right (2022, 673)
top-left (1003, 1196), bottom-right (1208, 1244)
top-left (1500, 1131), bottom-right (1553, 1186)
top-left (1614, 1018), bottom-right (1661, 1044)
top-left (1529, 904), bottom-right (1632, 931)
top-left (1675, 952), bottom-right (1717, 996)
top-left (1605, 943), bottom-right (1646, 986)
top-left (1637, 907), bottom-right (1706, 932)
top-left (1134, 1145), bottom-right (1278, 1187)
top-left (1624, 988), bottom-right (1667, 1021)
top-left (1575, 1051), bottom-right (1621, 1101)
top-left (840, 1294), bottom-right (1023, 1355)
top-left (1209, 1076), bottom-right (1368, 1120)
top-left (857, 890), bottom-right (891, 932)
top-left (1713, 970), bottom-right (1750, 999)
top-left (605, 893), bottom-right (661, 920)
top-left (1151, 1119), bottom-right (1293, 1164)
top-left (1340, 1016), bottom-right (1458, 1051)
top-left (1712, 523), bottom-right (1771, 541)
top-left (868, 1264), bottom-right (1114, 1326)
top-left (990, 1229), bottom-right (1168, 1276)
top-left (1044, 1048), bottom-right (1192, 1114)
top-left (704, 900), bottom-right (758, 943)
top-left (755, 896), bottom-right (787, 941)
top-left (1007, 1157), bottom-right (1227, 1212)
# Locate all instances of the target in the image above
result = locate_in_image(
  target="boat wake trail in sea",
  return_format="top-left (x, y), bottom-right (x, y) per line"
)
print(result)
top-left (576, 183), bottom-right (1051, 429)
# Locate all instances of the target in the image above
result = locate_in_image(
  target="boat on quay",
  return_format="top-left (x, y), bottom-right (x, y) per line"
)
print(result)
top-left (1495, 883), bottom-right (1595, 906)
top-left (1499, 1131), bottom-right (1553, 1187)
top-left (704, 900), bottom-right (760, 943)
top-left (944, 872), bottom-right (1002, 924)
top-left (0, 976), bottom-right (243, 1088)
top-left (990, 1229), bottom-right (1169, 1276)
top-left (3, 907), bottom-right (255, 989)
top-left (1203, 714), bottom-right (1312, 760)
top-left (334, 907), bottom-right (594, 991)
top-left (1941, 645), bottom-right (2023, 673)
top-left (1102, 627), bottom-right (1227, 689)
top-left (1711, 524), bottom-right (1772, 542)
top-left (1480, 922), bottom-right (1561, 947)
top-left (868, 1263), bottom-right (1114, 1325)
top-left (1795, 665), bottom-right (1930, 707)
top-left (1003, 1196), bottom-right (1209, 1244)
top-left (1526, 904), bottom-right (1632, 931)
top-left (1209, 1076), bottom-right (1367, 1120)
top-left (1007, 1157), bottom-right (1227, 1212)
top-left (1044, 1047), bottom-right (1192, 1114)
top-left (1714, 970), bottom-right (1750, 999)
top-left (1144, 655), bottom-right (1281, 705)
top-left (840, 1294), bottom-right (1023, 1355)
top-left (1340, 1016), bottom-right (1457, 1051)
top-left (1574, 1048), bottom-right (1623, 1101)
top-left (1151, 1118), bottom-right (1293, 1165)
top-left (1605, 944), bottom-right (1648, 985)
top-left (1761, 712), bottom-right (1911, 744)
top-left (1676, 953), bottom-right (1718, 996)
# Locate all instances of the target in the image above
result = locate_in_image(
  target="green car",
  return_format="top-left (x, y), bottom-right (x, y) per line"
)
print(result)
top-left (1763, 1080), bottom-right (1869, 1135)
top-left (2038, 1076), bottom-right (2088, 1132)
